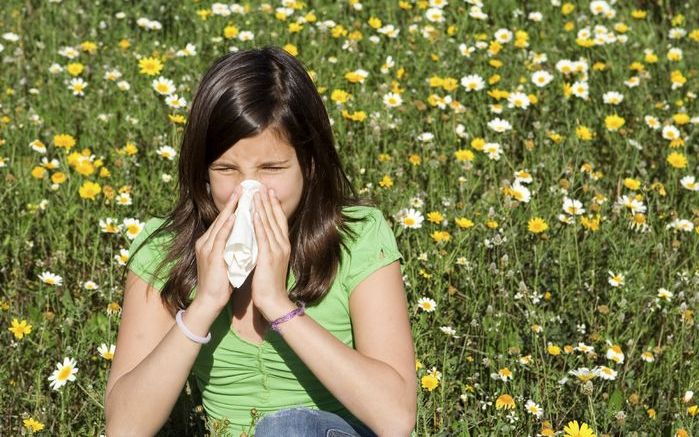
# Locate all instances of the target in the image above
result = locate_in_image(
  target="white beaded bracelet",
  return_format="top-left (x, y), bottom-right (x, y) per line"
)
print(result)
top-left (175, 309), bottom-right (212, 344)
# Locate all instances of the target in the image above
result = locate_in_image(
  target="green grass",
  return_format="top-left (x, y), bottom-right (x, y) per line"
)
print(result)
top-left (1, 0), bottom-right (698, 435)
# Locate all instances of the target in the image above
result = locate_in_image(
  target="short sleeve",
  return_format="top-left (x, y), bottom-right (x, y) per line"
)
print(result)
top-left (127, 217), bottom-right (170, 292)
top-left (342, 207), bottom-right (404, 295)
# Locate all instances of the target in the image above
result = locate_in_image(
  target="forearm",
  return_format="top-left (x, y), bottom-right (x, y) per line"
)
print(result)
top-left (266, 299), bottom-right (415, 436)
top-left (104, 299), bottom-right (220, 436)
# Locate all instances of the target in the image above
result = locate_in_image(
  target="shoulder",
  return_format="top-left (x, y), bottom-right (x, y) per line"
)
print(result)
top-left (340, 205), bottom-right (389, 235)
top-left (128, 216), bottom-right (172, 261)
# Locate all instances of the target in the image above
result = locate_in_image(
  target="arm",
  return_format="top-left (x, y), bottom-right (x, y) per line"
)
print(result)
top-left (104, 271), bottom-right (222, 436)
top-left (258, 260), bottom-right (417, 436)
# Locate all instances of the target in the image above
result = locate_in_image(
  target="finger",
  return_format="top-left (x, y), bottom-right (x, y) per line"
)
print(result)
top-left (268, 189), bottom-right (289, 238)
top-left (258, 188), bottom-right (284, 247)
top-left (206, 185), bottom-right (242, 247)
top-left (211, 211), bottom-right (236, 253)
top-left (252, 209), bottom-right (270, 252)
top-left (254, 191), bottom-right (278, 250)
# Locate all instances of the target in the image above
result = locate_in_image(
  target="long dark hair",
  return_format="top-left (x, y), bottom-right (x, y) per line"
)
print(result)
top-left (123, 46), bottom-right (375, 315)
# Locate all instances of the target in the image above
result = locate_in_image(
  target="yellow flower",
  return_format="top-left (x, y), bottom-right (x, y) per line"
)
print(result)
top-left (605, 114), bottom-right (625, 131)
top-left (564, 420), bottom-right (596, 437)
top-left (431, 231), bottom-right (451, 243)
top-left (561, 3), bottom-right (575, 15)
top-left (288, 22), bottom-right (303, 33)
top-left (415, 359), bottom-right (423, 371)
top-left (454, 149), bottom-right (474, 161)
top-left (379, 175), bottom-right (393, 188)
top-left (66, 62), bottom-right (84, 76)
top-left (79, 181), bottom-right (101, 200)
top-left (53, 134), bottom-right (76, 150)
top-left (455, 217), bottom-right (474, 229)
top-left (368, 17), bottom-right (382, 29)
top-left (547, 344), bottom-right (561, 356)
top-left (331, 89), bottom-right (351, 104)
top-left (495, 394), bottom-right (516, 410)
top-left (688, 405), bottom-right (699, 416)
top-left (51, 172), bottom-right (67, 184)
top-left (667, 152), bottom-right (687, 169)
top-left (138, 56), bottom-right (164, 76)
top-left (631, 10), bottom-right (647, 19)
top-left (623, 178), bottom-right (641, 190)
top-left (408, 154), bottom-right (421, 166)
top-left (283, 44), bottom-right (298, 56)
top-left (8, 318), bottom-right (32, 340)
top-left (427, 211), bottom-right (444, 224)
top-left (31, 166), bottom-right (47, 179)
top-left (23, 417), bottom-right (45, 432)
top-left (421, 374), bottom-right (439, 391)
top-left (223, 25), bottom-right (239, 39)
top-left (340, 110), bottom-right (366, 122)
top-left (528, 217), bottom-right (549, 234)
top-left (470, 138), bottom-right (486, 150)
top-left (576, 125), bottom-right (593, 141)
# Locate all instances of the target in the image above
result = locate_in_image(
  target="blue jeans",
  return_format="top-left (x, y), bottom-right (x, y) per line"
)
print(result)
top-left (254, 406), bottom-right (378, 437)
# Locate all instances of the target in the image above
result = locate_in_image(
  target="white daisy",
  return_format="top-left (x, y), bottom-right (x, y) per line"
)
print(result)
top-left (99, 217), bottom-right (122, 234)
top-left (425, 8), bottom-right (445, 23)
top-left (165, 94), bottom-right (187, 109)
top-left (571, 81), bottom-right (589, 100)
top-left (494, 28), bottom-right (513, 44)
top-left (662, 125), bottom-right (680, 140)
top-left (680, 175), bottom-right (698, 191)
top-left (417, 297), bottom-right (437, 312)
top-left (156, 145), bottom-right (178, 160)
top-left (657, 288), bottom-right (673, 301)
top-left (115, 192), bottom-right (133, 206)
top-left (68, 78), bottom-right (88, 96)
top-left (665, 218), bottom-right (694, 232)
top-left (483, 142), bottom-right (502, 160)
top-left (510, 182), bottom-right (530, 203)
top-left (525, 400), bottom-right (543, 418)
top-left (644, 115), bottom-right (661, 129)
top-left (97, 343), bottom-right (116, 360)
top-left (115, 248), bottom-right (130, 266)
top-left (122, 218), bottom-right (145, 240)
top-left (48, 357), bottom-right (78, 390)
top-left (460, 74), bottom-right (485, 92)
top-left (395, 208), bottom-right (424, 229)
top-left (608, 271), bottom-right (625, 287)
top-left (507, 92), bottom-right (530, 110)
top-left (152, 77), bottom-right (176, 96)
top-left (605, 344), bottom-right (625, 364)
top-left (383, 92), bottom-right (403, 108)
top-left (531, 70), bottom-right (553, 87)
top-left (38, 271), bottom-right (63, 286)
top-left (562, 197), bottom-right (585, 215)
top-left (596, 365), bottom-right (618, 380)
top-left (83, 280), bottom-right (99, 290)
top-left (602, 91), bottom-right (624, 105)
top-left (487, 118), bottom-right (512, 133)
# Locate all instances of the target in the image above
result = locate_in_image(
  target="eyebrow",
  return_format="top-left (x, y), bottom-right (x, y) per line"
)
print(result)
top-left (211, 159), bottom-right (290, 166)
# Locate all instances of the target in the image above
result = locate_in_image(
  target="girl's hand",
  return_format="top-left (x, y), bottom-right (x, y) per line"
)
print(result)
top-left (193, 184), bottom-right (242, 312)
top-left (250, 185), bottom-right (294, 320)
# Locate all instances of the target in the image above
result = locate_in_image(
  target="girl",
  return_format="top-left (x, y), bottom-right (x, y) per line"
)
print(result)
top-left (104, 46), bottom-right (417, 437)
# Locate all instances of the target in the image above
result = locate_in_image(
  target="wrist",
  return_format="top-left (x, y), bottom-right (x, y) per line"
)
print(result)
top-left (258, 295), bottom-right (297, 322)
top-left (182, 298), bottom-right (222, 337)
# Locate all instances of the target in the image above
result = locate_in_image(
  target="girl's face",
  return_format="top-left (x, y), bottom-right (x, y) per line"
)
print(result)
top-left (208, 127), bottom-right (305, 221)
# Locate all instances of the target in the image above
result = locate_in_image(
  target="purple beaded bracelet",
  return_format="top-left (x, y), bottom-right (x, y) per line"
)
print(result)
top-left (271, 301), bottom-right (306, 332)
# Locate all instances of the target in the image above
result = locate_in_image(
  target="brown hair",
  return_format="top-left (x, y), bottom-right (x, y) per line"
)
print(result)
top-left (123, 46), bottom-right (376, 315)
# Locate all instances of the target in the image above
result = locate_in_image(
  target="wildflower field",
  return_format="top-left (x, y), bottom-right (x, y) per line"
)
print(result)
top-left (2, 0), bottom-right (698, 435)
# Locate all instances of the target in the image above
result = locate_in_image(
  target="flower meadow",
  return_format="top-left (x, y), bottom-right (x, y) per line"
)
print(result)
top-left (1, 0), bottom-right (698, 435)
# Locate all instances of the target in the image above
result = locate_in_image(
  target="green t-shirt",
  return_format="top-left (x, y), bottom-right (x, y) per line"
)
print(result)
top-left (127, 205), bottom-right (404, 436)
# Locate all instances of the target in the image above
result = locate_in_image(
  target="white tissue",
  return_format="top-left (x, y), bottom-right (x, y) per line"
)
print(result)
top-left (223, 179), bottom-right (262, 288)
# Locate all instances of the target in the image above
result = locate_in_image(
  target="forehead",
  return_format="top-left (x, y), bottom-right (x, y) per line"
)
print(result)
top-left (215, 129), bottom-right (294, 163)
